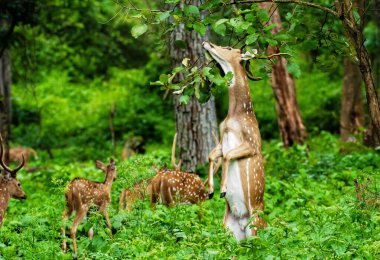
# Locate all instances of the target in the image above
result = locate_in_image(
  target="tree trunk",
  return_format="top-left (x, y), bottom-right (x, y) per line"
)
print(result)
top-left (340, 58), bottom-right (364, 142)
top-left (168, 1), bottom-right (218, 171)
top-left (258, 3), bottom-right (307, 147)
top-left (0, 49), bottom-right (12, 163)
top-left (357, 45), bottom-right (380, 147)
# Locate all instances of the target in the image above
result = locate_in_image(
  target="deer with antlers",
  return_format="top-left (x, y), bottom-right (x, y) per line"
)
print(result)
top-left (150, 133), bottom-right (220, 207)
top-left (0, 136), bottom-right (26, 226)
top-left (203, 42), bottom-right (266, 240)
top-left (61, 159), bottom-right (117, 254)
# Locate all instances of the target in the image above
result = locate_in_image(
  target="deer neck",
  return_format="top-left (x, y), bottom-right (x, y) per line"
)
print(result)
top-left (0, 181), bottom-right (11, 225)
top-left (103, 174), bottom-right (114, 191)
top-left (222, 61), bottom-right (252, 116)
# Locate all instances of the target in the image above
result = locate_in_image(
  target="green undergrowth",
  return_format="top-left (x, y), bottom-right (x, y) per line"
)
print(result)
top-left (1, 133), bottom-right (379, 259)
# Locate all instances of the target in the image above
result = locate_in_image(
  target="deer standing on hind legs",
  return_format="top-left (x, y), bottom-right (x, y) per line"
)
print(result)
top-left (61, 159), bottom-right (117, 255)
top-left (203, 42), bottom-right (266, 240)
top-left (0, 136), bottom-right (26, 226)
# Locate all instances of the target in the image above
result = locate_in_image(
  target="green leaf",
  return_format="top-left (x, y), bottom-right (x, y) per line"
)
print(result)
top-left (212, 23), bottom-right (226, 36)
top-left (274, 34), bottom-right (290, 42)
top-left (246, 34), bottom-right (258, 45)
top-left (159, 74), bottom-right (169, 82)
top-left (131, 23), bottom-right (148, 38)
top-left (157, 11), bottom-right (171, 22)
top-left (184, 5), bottom-right (200, 17)
top-left (245, 13), bottom-right (255, 22)
top-left (257, 9), bottom-right (269, 21)
top-left (179, 95), bottom-right (190, 104)
top-left (193, 22), bottom-right (206, 36)
top-left (265, 38), bottom-right (278, 46)
top-left (287, 61), bottom-right (301, 78)
top-left (215, 18), bottom-right (228, 27)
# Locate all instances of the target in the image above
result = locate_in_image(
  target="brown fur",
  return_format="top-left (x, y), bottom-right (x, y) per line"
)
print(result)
top-left (61, 159), bottom-right (117, 255)
top-left (0, 137), bottom-right (26, 226)
top-left (150, 169), bottom-right (208, 206)
top-left (119, 180), bottom-right (152, 211)
top-left (204, 42), bottom-right (266, 240)
top-left (9, 147), bottom-right (38, 166)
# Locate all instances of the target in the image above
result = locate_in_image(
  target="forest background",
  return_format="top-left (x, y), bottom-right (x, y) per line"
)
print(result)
top-left (0, 0), bottom-right (379, 258)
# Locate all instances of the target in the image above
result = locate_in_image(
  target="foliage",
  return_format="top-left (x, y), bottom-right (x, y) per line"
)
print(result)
top-left (119, 1), bottom-right (353, 104)
top-left (0, 134), bottom-right (379, 259)
top-left (12, 67), bottom-right (174, 161)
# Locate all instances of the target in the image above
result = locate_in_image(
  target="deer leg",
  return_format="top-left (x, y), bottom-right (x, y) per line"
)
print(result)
top-left (119, 190), bottom-right (126, 211)
top-left (70, 207), bottom-right (88, 255)
top-left (100, 206), bottom-right (113, 238)
top-left (61, 209), bottom-right (72, 252)
top-left (220, 142), bottom-right (255, 197)
top-left (208, 144), bottom-right (223, 198)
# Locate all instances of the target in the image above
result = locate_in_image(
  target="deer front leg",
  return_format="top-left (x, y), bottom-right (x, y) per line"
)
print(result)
top-left (220, 142), bottom-right (255, 197)
top-left (208, 144), bottom-right (223, 199)
top-left (100, 205), bottom-right (113, 239)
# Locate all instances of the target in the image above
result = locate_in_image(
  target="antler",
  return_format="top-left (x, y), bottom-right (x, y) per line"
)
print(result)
top-left (171, 133), bottom-right (182, 171)
top-left (0, 134), bottom-right (25, 177)
top-left (0, 134), bottom-right (12, 174)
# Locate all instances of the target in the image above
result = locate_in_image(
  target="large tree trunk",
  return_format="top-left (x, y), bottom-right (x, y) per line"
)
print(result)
top-left (258, 3), bottom-right (307, 147)
top-left (340, 58), bottom-right (364, 142)
top-left (337, 0), bottom-right (380, 147)
top-left (0, 49), bottom-right (12, 163)
top-left (168, 1), bottom-right (218, 171)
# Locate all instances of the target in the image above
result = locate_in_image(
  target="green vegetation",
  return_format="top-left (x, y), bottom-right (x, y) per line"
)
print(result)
top-left (1, 134), bottom-right (379, 259)
top-left (1, 0), bottom-right (379, 259)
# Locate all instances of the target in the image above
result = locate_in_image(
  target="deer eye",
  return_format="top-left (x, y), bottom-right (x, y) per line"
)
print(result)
top-left (226, 47), bottom-right (232, 50)
top-left (17, 183), bottom-right (21, 187)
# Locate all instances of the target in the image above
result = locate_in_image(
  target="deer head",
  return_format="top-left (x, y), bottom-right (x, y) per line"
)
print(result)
top-left (96, 159), bottom-right (117, 182)
top-left (0, 136), bottom-right (26, 201)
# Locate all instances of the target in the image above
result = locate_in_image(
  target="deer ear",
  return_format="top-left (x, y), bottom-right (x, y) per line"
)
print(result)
top-left (96, 160), bottom-right (106, 171)
top-left (241, 49), bottom-right (258, 60)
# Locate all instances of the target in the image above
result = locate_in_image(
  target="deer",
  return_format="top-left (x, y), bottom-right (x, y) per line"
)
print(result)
top-left (203, 41), bottom-right (267, 240)
top-left (0, 136), bottom-right (26, 226)
top-left (150, 133), bottom-right (221, 207)
top-left (354, 178), bottom-right (379, 207)
top-left (9, 147), bottom-right (38, 167)
top-left (119, 179), bottom-right (152, 211)
top-left (61, 159), bottom-right (117, 255)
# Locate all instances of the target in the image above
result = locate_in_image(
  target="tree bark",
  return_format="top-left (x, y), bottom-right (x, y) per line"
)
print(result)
top-left (0, 49), bottom-right (12, 163)
top-left (168, 1), bottom-right (218, 171)
top-left (336, 0), bottom-right (380, 147)
top-left (340, 58), bottom-right (364, 142)
top-left (258, 3), bottom-right (307, 147)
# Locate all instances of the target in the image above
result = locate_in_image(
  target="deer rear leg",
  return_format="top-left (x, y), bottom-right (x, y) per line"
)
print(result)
top-left (70, 207), bottom-right (88, 255)
top-left (61, 209), bottom-right (72, 252)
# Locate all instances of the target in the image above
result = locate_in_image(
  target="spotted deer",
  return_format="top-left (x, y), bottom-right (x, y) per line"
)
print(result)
top-left (10, 147), bottom-right (38, 166)
top-left (203, 42), bottom-right (266, 240)
top-left (61, 159), bottom-right (117, 254)
top-left (150, 133), bottom-right (220, 207)
top-left (119, 179), bottom-right (152, 211)
top-left (0, 136), bottom-right (26, 226)
top-left (354, 178), bottom-right (379, 207)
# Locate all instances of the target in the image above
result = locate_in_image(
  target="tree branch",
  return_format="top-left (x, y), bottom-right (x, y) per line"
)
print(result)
top-left (231, 0), bottom-right (339, 17)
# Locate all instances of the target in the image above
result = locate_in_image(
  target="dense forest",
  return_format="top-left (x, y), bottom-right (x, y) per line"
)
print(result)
top-left (0, 0), bottom-right (379, 258)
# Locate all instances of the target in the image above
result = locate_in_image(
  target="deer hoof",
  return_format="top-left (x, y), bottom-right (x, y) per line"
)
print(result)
top-left (208, 192), bottom-right (214, 199)
top-left (220, 192), bottom-right (226, 198)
